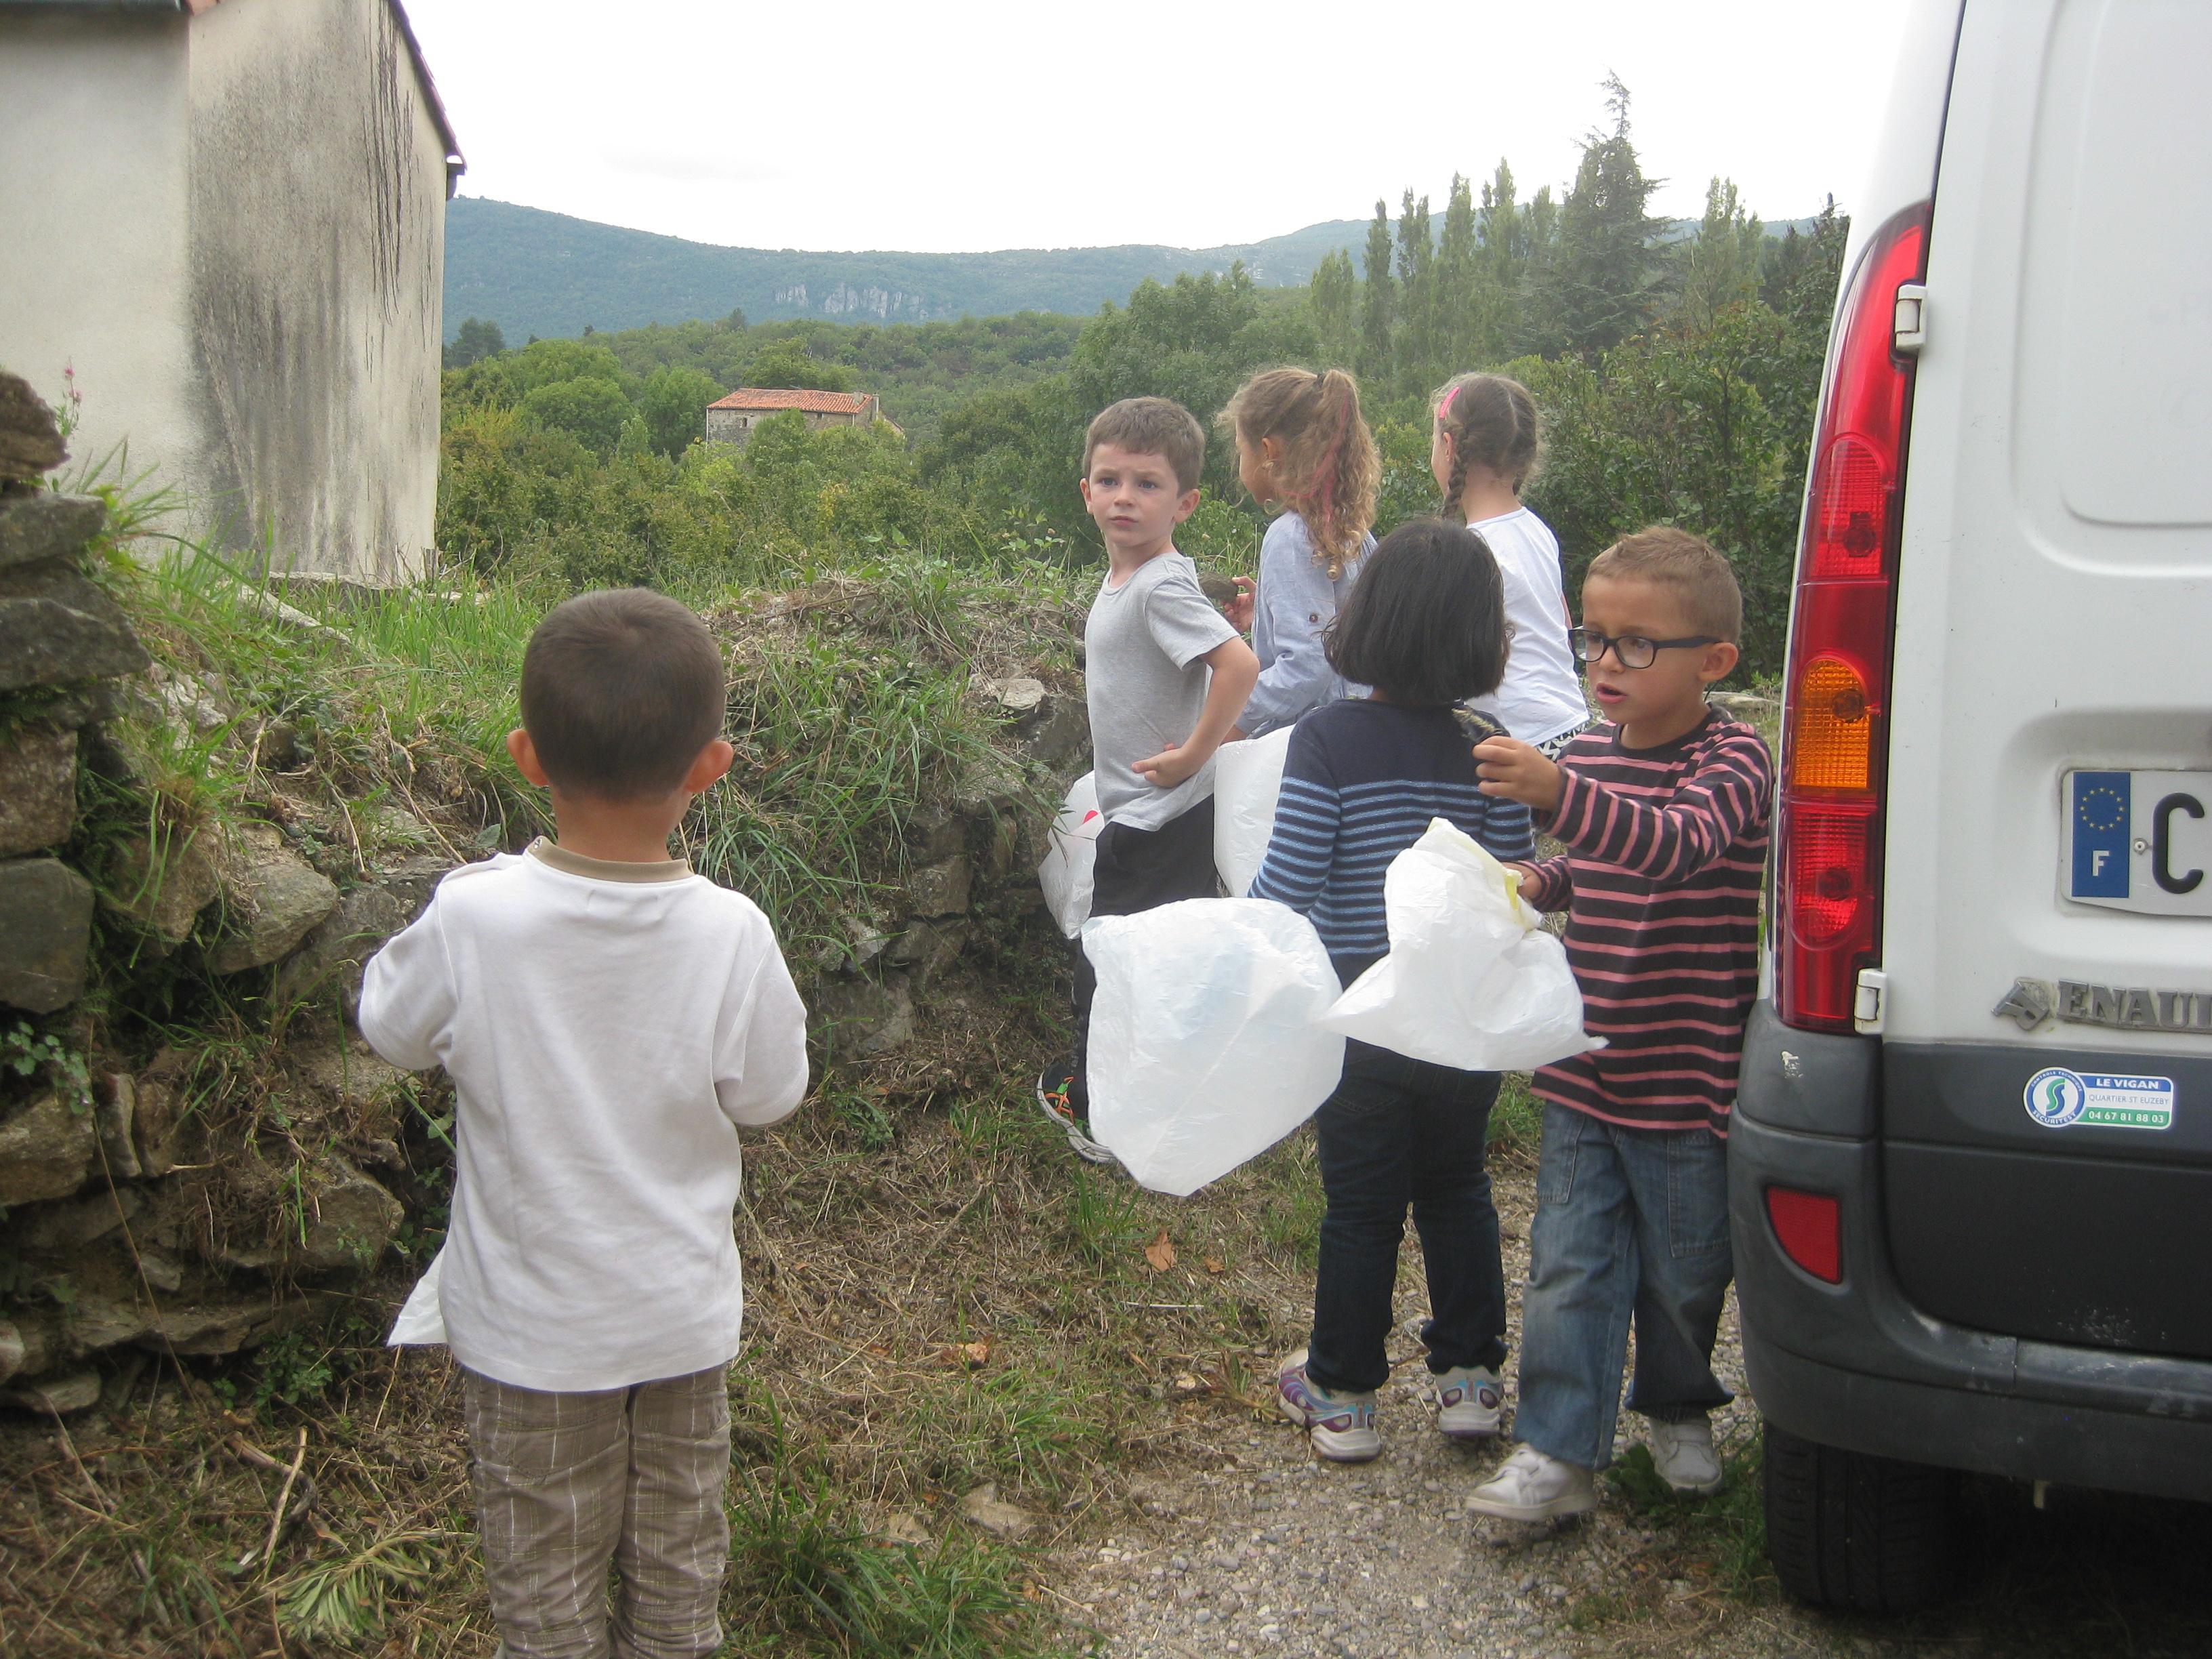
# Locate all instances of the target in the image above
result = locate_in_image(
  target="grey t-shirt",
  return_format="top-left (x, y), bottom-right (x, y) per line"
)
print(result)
top-left (1084, 550), bottom-right (1240, 832)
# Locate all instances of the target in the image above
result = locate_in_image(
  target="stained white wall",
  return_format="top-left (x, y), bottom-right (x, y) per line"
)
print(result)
top-left (0, 11), bottom-right (196, 489)
top-left (186, 0), bottom-right (447, 579)
top-left (0, 0), bottom-right (447, 581)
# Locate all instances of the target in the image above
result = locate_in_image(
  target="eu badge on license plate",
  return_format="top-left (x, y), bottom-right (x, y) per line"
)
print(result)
top-left (2064, 770), bottom-right (2212, 917)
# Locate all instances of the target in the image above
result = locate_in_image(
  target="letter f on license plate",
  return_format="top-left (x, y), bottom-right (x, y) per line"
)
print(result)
top-left (2066, 770), bottom-right (2212, 917)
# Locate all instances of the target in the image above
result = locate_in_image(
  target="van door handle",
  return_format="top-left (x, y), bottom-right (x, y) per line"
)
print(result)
top-left (2152, 792), bottom-right (2204, 894)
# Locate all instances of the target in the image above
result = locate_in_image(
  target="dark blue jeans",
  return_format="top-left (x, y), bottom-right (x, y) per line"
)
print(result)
top-left (1305, 1042), bottom-right (1507, 1396)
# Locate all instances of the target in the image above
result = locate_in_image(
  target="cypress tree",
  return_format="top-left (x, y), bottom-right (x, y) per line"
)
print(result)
top-left (1673, 176), bottom-right (1766, 329)
top-left (1471, 161), bottom-right (1525, 365)
top-left (1358, 200), bottom-right (1396, 384)
top-left (1517, 184), bottom-right (1559, 357)
top-left (1308, 247), bottom-right (1359, 369)
top-left (1436, 173), bottom-right (1479, 375)
top-left (1395, 190), bottom-right (1437, 394)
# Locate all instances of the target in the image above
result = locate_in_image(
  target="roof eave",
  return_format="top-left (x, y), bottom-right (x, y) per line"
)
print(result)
top-left (0, 0), bottom-right (464, 191)
top-left (382, 0), bottom-right (464, 194)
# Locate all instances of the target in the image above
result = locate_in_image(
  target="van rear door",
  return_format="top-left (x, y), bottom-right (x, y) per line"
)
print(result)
top-left (1879, 0), bottom-right (2212, 1359)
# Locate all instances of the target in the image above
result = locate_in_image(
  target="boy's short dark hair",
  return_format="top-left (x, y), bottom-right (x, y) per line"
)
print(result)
top-left (1587, 526), bottom-right (1744, 642)
top-left (519, 589), bottom-right (725, 800)
top-left (1083, 397), bottom-right (1206, 492)
top-left (1326, 518), bottom-right (1509, 707)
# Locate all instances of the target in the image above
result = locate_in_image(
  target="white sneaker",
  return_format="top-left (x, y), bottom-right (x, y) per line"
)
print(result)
top-left (1647, 1416), bottom-right (1724, 1496)
top-left (1465, 1444), bottom-right (1597, 1521)
top-left (1433, 1365), bottom-right (1503, 1439)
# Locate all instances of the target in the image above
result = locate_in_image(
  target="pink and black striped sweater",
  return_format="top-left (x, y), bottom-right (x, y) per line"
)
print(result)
top-left (1520, 710), bottom-right (1775, 1138)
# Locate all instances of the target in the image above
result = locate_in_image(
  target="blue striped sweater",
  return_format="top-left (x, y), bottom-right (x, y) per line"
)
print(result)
top-left (1249, 699), bottom-right (1537, 984)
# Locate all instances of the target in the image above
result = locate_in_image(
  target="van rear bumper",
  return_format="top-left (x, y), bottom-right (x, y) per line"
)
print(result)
top-left (1730, 1002), bottom-right (2212, 1502)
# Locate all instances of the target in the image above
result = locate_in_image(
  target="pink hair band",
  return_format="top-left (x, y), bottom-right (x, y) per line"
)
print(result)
top-left (1437, 385), bottom-right (1460, 419)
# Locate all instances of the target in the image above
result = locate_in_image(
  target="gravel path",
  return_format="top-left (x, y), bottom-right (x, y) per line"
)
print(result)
top-left (1050, 1162), bottom-right (1759, 1659)
top-left (1046, 1156), bottom-right (2212, 1659)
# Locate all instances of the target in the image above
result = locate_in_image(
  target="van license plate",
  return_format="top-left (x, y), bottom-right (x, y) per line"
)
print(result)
top-left (2066, 771), bottom-right (2212, 916)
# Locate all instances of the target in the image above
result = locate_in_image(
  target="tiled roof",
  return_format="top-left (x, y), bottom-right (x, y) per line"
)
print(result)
top-left (708, 388), bottom-right (876, 415)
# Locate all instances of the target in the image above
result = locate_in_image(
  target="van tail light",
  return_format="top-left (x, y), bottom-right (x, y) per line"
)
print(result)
top-left (1766, 1187), bottom-right (1844, 1284)
top-left (1775, 203), bottom-right (1931, 1033)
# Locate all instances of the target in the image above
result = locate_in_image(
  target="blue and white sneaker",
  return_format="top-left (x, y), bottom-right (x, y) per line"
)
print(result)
top-left (1435, 1365), bottom-right (1504, 1440)
top-left (1277, 1349), bottom-right (1382, 1462)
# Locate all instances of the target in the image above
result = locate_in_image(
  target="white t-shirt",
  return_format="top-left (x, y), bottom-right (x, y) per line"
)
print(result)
top-left (359, 840), bottom-right (808, 1392)
top-left (1465, 508), bottom-right (1590, 747)
top-left (1084, 550), bottom-right (1239, 832)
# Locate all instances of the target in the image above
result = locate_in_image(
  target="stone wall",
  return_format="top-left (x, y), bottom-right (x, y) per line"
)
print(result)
top-left (0, 377), bottom-right (425, 1414)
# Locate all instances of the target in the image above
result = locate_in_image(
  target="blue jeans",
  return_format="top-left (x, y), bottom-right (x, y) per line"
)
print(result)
top-left (1305, 1042), bottom-right (1507, 1396)
top-left (1514, 1104), bottom-right (1734, 1469)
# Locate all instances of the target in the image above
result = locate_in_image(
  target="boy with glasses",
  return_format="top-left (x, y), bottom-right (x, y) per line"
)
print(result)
top-left (1462, 527), bottom-right (1774, 1519)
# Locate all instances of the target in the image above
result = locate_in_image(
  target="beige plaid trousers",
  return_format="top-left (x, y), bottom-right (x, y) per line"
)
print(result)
top-left (461, 1364), bottom-right (732, 1659)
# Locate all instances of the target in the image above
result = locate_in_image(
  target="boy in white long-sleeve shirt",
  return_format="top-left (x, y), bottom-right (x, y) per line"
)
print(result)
top-left (361, 588), bottom-right (808, 1659)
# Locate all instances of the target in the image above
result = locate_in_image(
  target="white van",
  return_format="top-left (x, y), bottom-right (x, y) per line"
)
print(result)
top-left (1732, 0), bottom-right (2212, 1612)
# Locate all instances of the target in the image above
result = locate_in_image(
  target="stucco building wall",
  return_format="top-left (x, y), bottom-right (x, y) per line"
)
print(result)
top-left (0, 0), bottom-right (449, 581)
top-left (0, 11), bottom-right (197, 487)
top-left (703, 406), bottom-right (876, 447)
top-left (186, 0), bottom-right (445, 579)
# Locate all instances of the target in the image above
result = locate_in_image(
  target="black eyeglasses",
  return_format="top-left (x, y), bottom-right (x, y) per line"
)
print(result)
top-left (1567, 627), bottom-right (1721, 670)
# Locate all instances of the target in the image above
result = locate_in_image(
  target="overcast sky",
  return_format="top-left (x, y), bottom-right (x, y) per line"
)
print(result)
top-left (403, 0), bottom-right (1916, 253)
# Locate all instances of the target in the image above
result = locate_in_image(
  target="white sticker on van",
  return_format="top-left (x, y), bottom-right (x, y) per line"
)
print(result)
top-left (2023, 1068), bottom-right (2174, 1130)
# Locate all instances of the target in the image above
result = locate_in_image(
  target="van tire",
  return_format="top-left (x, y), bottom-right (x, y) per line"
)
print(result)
top-left (1763, 1421), bottom-right (1959, 1612)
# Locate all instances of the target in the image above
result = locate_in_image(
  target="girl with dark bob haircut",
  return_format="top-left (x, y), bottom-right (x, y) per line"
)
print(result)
top-left (1249, 516), bottom-right (1538, 1464)
top-left (1326, 518), bottom-right (1511, 707)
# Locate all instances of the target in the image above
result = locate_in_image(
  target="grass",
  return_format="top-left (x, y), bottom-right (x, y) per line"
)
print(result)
top-left (0, 464), bottom-right (1117, 1654)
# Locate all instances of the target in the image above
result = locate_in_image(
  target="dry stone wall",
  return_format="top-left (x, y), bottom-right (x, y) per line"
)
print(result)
top-left (0, 375), bottom-right (426, 1414)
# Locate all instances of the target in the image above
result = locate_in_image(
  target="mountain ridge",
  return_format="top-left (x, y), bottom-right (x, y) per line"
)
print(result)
top-left (445, 198), bottom-right (1826, 345)
top-left (443, 199), bottom-right (1371, 342)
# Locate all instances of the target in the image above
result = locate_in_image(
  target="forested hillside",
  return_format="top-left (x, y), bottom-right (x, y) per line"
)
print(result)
top-left (438, 87), bottom-right (1847, 677)
top-left (444, 197), bottom-right (1372, 340)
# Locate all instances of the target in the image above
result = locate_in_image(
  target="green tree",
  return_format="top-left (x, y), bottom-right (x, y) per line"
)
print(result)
top-left (1435, 173), bottom-right (1478, 377)
top-left (1357, 201), bottom-right (1396, 384)
top-left (1528, 76), bottom-right (1666, 356)
top-left (1309, 247), bottom-right (1358, 369)
top-left (638, 365), bottom-right (725, 459)
top-left (1472, 162), bottom-right (1528, 364)
top-left (1064, 265), bottom-right (1311, 501)
top-left (520, 375), bottom-right (634, 456)
top-left (444, 316), bottom-right (506, 370)
top-left (1761, 194), bottom-right (1849, 329)
top-left (744, 343), bottom-right (855, 392)
top-left (1672, 178), bottom-right (1767, 331)
top-left (1394, 190), bottom-right (1437, 394)
top-left (449, 337), bottom-right (629, 413)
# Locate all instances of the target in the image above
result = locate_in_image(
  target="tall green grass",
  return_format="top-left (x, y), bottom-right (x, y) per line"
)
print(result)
top-left (100, 526), bottom-right (1076, 962)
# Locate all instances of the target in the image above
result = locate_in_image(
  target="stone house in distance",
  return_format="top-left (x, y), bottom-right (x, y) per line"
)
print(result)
top-left (0, 0), bottom-right (462, 581)
top-left (704, 388), bottom-right (899, 449)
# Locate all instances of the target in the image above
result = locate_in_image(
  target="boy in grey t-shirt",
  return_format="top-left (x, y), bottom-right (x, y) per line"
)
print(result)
top-left (1038, 398), bottom-right (1259, 1162)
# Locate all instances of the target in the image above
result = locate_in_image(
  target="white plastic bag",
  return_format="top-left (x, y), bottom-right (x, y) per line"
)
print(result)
top-left (386, 1248), bottom-right (447, 1346)
top-left (1084, 897), bottom-right (1345, 1195)
top-left (1212, 725), bottom-right (1294, 897)
top-left (1319, 818), bottom-right (1603, 1073)
top-left (1038, 772), bottom-right (1104, 939)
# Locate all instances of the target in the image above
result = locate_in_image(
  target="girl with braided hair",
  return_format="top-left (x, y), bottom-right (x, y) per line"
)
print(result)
top-left (1216, 367), bottom-right (1381, 739)
top-left (1431, 373), bottom-right (1592, 757)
